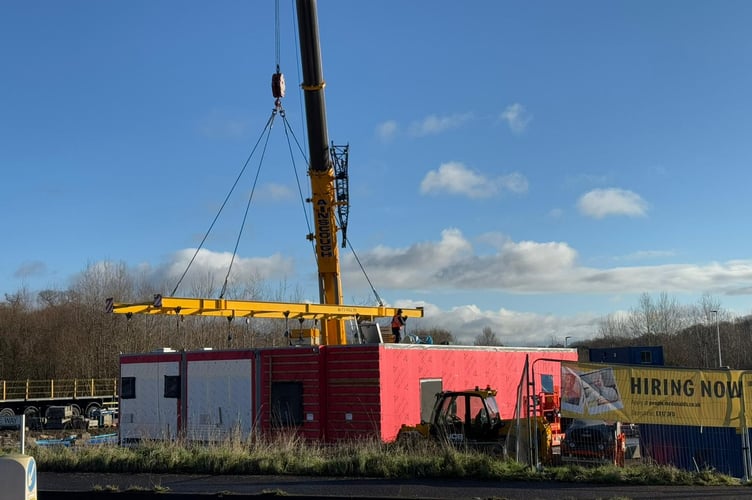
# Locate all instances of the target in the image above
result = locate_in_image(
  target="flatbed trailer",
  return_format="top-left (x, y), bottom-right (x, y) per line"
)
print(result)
top-left (0, 378), bottom-right (118, 420)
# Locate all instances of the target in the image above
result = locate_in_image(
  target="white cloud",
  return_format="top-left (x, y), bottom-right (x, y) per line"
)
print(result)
top-left (360, 228), bottom-right (473, 288)
top-left (420, 162), bottom-right (528, 199)
top-left (500, 103), bottom-right (532, 134)
top-left (408, 303), bottom-right (598, 346)
top-left (375, 120), bottom-right (398, 141)
top-left (476, 232), bottom-right (512, 250)
top-left (498, 172), bottom-right (529, 194)
top-left (341, 229), bottom-right (752, 296)
top-left (614, 250), bottom-right (677, 262)
top-left (197, 109), bottom-right (248, 139)
top-left (577, 188), bottom-right (648, 219)
top-left (152, 248), bottom-right (295, 296)
top-left (420, 162), bottom-right (492, 198)
top-left (257, 183), bottom-right (294, 201)
top-left (14, 260), bottom-right (47, 279)
top-left (548, 208), bottom-right (564, 219)
top-left (408, 113), bottom-right (473, 137)
top-left (91, 234), bottom-right (752, 345)
top-left (375, 113), bottom-right (473, 140)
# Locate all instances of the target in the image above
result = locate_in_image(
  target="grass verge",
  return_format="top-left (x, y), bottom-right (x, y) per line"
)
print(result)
top-left (1, 433), bottom-right (743, 487)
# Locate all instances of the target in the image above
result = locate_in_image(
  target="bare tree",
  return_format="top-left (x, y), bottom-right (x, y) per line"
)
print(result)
top-left (474, 326), bottom-right (503, 346)
top-left (3, 286), bottom-right (33, 310)
top-left (597, 313), bottom-right (631, 340)
top-left (626, 292), bottom-right (688, 342)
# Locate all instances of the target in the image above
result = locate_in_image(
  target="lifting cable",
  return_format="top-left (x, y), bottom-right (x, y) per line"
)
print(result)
top-left (219, 0), bottom-right (291, 297)
top-left (171, 110), bottom-right (279, 297)
top-left (278, 112), bottom-right (380, 306)
top-left (218, 116), bottom-right (277, 298)
top-left (344, 236), bottom-right (384, 307)
top-left (173, 1), bottom-right (382, 308)
top-left (173, 0), bottom-right (288, 297)
top-left (282, 0), bottom-right (381, 306)
top-left (280, 113), bottom-right (316, 258)
top-left (287, 0), bottom-right (317, 262)
top-left (220, 0), bottom-right (286, 297)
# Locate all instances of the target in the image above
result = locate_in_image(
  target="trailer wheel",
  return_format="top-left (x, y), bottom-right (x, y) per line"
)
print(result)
top-left (23, 407), bottom-right (42, 430)
top-left (0, 408), bottom-right (14, 417)
top-left (85, 402), bottom-right (102, 419)
top-left (23, 406), bottom-right (40, 418)
top-left (65, 416), bottom-right (87, 430)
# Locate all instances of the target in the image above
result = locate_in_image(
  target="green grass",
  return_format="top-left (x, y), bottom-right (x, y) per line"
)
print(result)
top-left (2, 433), bottom-right (744, 487)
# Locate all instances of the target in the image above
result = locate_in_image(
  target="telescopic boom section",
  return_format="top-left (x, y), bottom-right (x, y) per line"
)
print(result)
top-left (104, 1), bottom-right (425, 341)
top-left (296, 0), bottom-right (345, 345)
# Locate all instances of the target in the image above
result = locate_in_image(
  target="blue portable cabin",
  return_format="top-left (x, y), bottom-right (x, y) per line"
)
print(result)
top-left (588, 346), bottom-right (664, 366)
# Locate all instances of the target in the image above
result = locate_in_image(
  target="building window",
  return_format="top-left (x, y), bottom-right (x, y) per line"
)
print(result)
top-left (271, 381), bottom-right (303, 427)
top-left (640, 351), bottom-right (653, 364)
top-left (540, 374), bottom-right (554, 394)
top-left (121, 377), bottom-right (136, 399)
top-left (164, 375), bottom-right (181, 398)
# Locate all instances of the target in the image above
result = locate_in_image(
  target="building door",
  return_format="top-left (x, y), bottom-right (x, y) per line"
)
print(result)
top-left (420, 379), bottom-right (442, 423)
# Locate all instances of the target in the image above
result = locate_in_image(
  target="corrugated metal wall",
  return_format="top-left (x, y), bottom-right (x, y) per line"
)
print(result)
top-left (259, 347), bottom-right (323, 440)
top-left (122, 345), bottom-right (577, 443)
top-left (323, 346), bottom-right (383, 440)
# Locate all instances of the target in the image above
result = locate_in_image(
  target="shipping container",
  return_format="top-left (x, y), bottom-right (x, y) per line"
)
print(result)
top-left (119, 344), bottom-right (577, 443)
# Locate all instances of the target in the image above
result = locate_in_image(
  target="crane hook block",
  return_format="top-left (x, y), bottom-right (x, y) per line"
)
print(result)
top-left (272, 72), bottom-right (286, 99)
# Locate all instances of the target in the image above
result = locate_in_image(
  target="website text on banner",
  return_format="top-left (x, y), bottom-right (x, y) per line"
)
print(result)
top-left (561, 362), bottom-right (751, 428)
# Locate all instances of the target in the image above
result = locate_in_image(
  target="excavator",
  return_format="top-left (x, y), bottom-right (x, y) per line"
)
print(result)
top-left (397, 385), bottom-right (628, 467)
top-left (396, 386), bottom-right (560, 463)
top-left (106, 0), bottom-right (423, 340)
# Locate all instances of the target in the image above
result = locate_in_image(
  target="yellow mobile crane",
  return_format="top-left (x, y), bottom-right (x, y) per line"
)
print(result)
top-left (107, 0), bottom-right (423, 341)
top-left (296, 0), bottom-right (348, 345)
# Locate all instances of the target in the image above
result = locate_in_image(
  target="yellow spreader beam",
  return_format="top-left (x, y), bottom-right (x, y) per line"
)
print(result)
top-left (106, 294), bottom-right (423, 322)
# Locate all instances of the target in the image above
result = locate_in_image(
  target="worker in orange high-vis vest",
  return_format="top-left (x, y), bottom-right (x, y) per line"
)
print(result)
top-left (391, 309), bottom-right (407, 343)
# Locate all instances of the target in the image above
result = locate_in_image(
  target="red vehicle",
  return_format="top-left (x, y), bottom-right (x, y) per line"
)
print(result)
top-left (560, 419), bottom-right (626, 466)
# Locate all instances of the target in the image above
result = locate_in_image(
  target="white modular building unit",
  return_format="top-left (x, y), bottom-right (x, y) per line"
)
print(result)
top-left (120, 350), bottom-right (181, 442)
top-left (119, 349), bottom-right (257, 443)
top-left (184, 350), bottom-right (254, 441)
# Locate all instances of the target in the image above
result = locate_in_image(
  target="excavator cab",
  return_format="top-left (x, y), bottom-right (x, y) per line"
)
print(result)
top-left (429, 388), bottom-right (501, 445)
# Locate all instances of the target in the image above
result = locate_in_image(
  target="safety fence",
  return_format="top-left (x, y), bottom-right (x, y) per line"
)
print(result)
top-left (0, 378), bottom-right (119, 401)
top-left (505, 357), bottom-right (752, 479)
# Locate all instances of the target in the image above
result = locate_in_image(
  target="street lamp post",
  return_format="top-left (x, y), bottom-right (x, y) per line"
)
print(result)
top-left (565, 336), bottom-right (571, 348)
top-left (711, 310), bottom-right (722, 367)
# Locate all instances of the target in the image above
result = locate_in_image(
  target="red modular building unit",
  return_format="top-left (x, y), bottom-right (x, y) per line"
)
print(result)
top-left (119, 344), bottom-right (576, 443)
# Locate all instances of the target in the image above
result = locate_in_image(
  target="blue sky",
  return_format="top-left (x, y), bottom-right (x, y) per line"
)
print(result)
top-left (3, 1), bottom-right (752, 345)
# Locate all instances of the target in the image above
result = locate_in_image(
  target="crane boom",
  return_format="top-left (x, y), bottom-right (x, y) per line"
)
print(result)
top-left (105, 1), bottom-right (425, 343)
top-left (296, 0), bottom-right (346, 345)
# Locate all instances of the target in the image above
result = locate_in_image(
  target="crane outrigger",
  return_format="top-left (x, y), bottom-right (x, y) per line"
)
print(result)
top-left (107, 0), bottom-right (423, 343)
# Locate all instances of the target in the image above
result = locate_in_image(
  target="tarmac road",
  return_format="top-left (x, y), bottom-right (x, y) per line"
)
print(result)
top-left (38, 472), bottom-right (752, 499)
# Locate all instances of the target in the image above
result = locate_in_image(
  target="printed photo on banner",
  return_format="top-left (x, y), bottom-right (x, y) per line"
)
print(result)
top-left (561, 366), bottom-right (585, 414)
top-left (561, 365), bottom-right (624, 416)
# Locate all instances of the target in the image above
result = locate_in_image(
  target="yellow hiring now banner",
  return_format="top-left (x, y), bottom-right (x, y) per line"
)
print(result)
top-left (560, 362), bottom-right (752, 428)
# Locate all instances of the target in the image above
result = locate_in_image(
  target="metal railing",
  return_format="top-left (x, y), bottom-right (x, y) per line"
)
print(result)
top-left (0, 378), bottom-right (118, 401)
